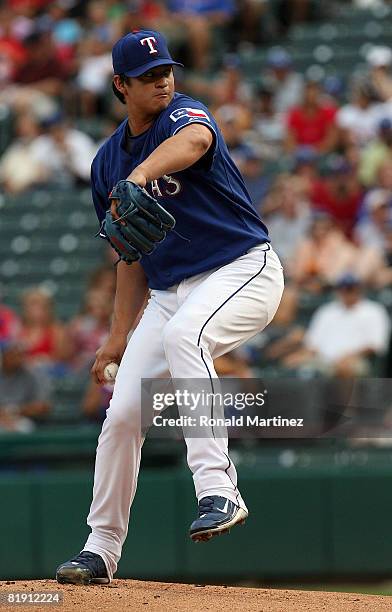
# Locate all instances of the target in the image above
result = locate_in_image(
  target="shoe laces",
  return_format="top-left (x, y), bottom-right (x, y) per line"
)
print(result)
top-left (72, 551), bottom-right (100, 565)
top-left (198, 497), bottom-right (215, 517)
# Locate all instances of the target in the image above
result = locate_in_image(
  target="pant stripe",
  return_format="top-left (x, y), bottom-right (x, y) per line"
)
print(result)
top-left (196, 244), bottom-right (270, 502)
top-left (196, 244), bottom-right (270, 347)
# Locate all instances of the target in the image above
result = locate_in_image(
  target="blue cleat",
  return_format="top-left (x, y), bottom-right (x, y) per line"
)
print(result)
top-left (56, 551), bottom-right (109, 585)
top-left (189, 496), bottom-right (248, 542)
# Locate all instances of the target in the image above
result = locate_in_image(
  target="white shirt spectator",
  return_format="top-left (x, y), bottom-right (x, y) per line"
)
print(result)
top-left (30, 129), bottom-right (97, 184)
top-left (305, 299), bottom-right (391, 363)
top-left (267, 204), bottom-right (311, 266)
top-left (337, 103), bottom-right (385, 146)
top-left (271, 73), bottom-right (304, 114)
top-left (0, 141), bottom-right (46, 192)
top-left (355, 219), bottom-right (387, 253)
top-left (77, 53), bottom-right (112, 94)
top-left (354, 189), bottom-right (392, 253)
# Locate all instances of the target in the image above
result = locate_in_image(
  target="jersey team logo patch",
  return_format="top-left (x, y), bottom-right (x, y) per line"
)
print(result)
top-left (169, 108), bottom-right (210, 123)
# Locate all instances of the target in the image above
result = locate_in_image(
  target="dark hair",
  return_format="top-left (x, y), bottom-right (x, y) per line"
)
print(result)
top-left (112, 74), bottom-right (131, 104)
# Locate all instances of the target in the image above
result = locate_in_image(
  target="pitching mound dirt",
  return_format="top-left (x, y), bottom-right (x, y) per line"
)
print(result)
top-left (1, 579), bottom-right (391, 611)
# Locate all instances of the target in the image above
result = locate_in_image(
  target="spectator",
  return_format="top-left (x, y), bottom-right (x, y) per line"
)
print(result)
top-left (337, 80), bottom-right (382, 148)
top-left (261, 173), bottom-right (290, 217)
top-left (293, 146), bottom-right (320, 181)
top-left (48, 2), bottom-right (83, 53)
top-left (267, 175), bottom-right (311, 268)
top-left (19, 287), bottom-right (74, 374)
top-left (169, 0), bottom-right (235, 71)
top-left (0, 339), bottom-right (51, 433)
top-left (323, 74), bottom-right (345, 108)
top-left (366, 45), bottom-right (392, 103)
top-left (310, 156), bottom-right (363, 234)
top-left (240, 149), bottom-right (270, 213)
top-left (210, 54), bottom-right (253, 109)
top-left (290, 213), bottom-right (384, 290)
top-left (284, 274), bottom-right (391, 377)
top-left (249, 82), bottom-right (286, 160)
top-left (359, 118), bottom-right (392, 186)
top-left (0, 27), bottom-right (69, 120)
top-left (354, 189), bottom-right (392, 253)
top-left (13, 30), bottom-right (68, 96)
top-left (285, 79), bottom-right (338, 153)
top-left (185, 54), bottom-right (252, 116)
top-left (0, 82), bottom-right (59, 124)
top-left (214, 104), bottom-right (252, 168)
top-left (69, 288), bottom-right (113, 372)
top-left (264, 47), bottom-right (304, 113)
top-left (85, 1), bottom-right (115, 44)
top-left (0, 113), bottom-right (46, 192)
top-left (29, 113), bottom-right (97, 186)
top-left (0, 23), bottom-right (60, 120)
top-left (88, 264), bottom-right (117, 297)
top-left (76, 36), bottom-right (113, 116)
top-left (226, 0), bottom-right (270, 48)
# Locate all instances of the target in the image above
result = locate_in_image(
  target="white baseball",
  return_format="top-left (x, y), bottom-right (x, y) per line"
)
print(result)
top-left (103, 362), bottom-right (119, 383)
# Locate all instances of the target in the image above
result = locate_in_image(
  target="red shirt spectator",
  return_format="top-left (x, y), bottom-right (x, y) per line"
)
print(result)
top-left (310, 159), bottom-right (364, 234)
top-left (13, 31), bottom-right (67, 87)
top-left (288, 104), bottom-right (336, 148)
top-left (19, 288), bottom-right (73, 370)
top-left (286, 80), bottom-right (337, 152)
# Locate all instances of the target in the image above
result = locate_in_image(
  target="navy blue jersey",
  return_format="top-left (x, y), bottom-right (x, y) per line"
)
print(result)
top-left (91, 92), bottom-right (269, 290)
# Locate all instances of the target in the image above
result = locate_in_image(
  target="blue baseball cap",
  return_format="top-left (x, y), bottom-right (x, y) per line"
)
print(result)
top-left (112, 30), bottom-right (183, 77)
top-left (295, 145), bottom-right (318, 165)
top-left (335, 273), bottom-right (361, 289)
top-left (379, 117), bottom-right (392, 132)
top-left (266, 47), bottom-right (292, 69)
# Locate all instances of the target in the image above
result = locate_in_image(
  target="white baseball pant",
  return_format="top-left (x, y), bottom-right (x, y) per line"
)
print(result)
top-left (83, 243), bottom-right (284, 580)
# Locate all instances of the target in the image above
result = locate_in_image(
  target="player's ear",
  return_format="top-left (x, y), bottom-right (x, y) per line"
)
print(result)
top-left (113, 75), bottom-right (127, 96)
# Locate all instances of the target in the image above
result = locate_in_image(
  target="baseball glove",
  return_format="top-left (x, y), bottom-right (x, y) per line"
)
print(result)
top-left (103, 180), bottom-right (176, 264)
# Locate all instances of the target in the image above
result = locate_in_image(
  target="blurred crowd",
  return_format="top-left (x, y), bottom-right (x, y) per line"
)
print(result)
top-left (0, 260), bottom-right (116, 430)
top-left (1, 0), bottom-right (392, 432)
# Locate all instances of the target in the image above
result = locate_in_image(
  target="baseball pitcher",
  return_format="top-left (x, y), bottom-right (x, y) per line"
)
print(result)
top-left (56, 30), bottom-right (284, 585)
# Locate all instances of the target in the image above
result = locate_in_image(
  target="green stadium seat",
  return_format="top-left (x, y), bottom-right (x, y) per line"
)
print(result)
top-left (0, 190), bottom-right (107, 316)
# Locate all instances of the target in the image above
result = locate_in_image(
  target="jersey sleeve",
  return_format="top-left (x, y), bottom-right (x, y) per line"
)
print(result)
top-left (168, 105), bottom-right (216, 136)
top-left (159, 98), bottom-right (218, 169)
top-left (91, 153), bottom-right (109, 233)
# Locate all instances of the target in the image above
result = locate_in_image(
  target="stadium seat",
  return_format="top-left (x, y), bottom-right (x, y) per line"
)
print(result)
top-left (0, 191), bottom-right (107, 316)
